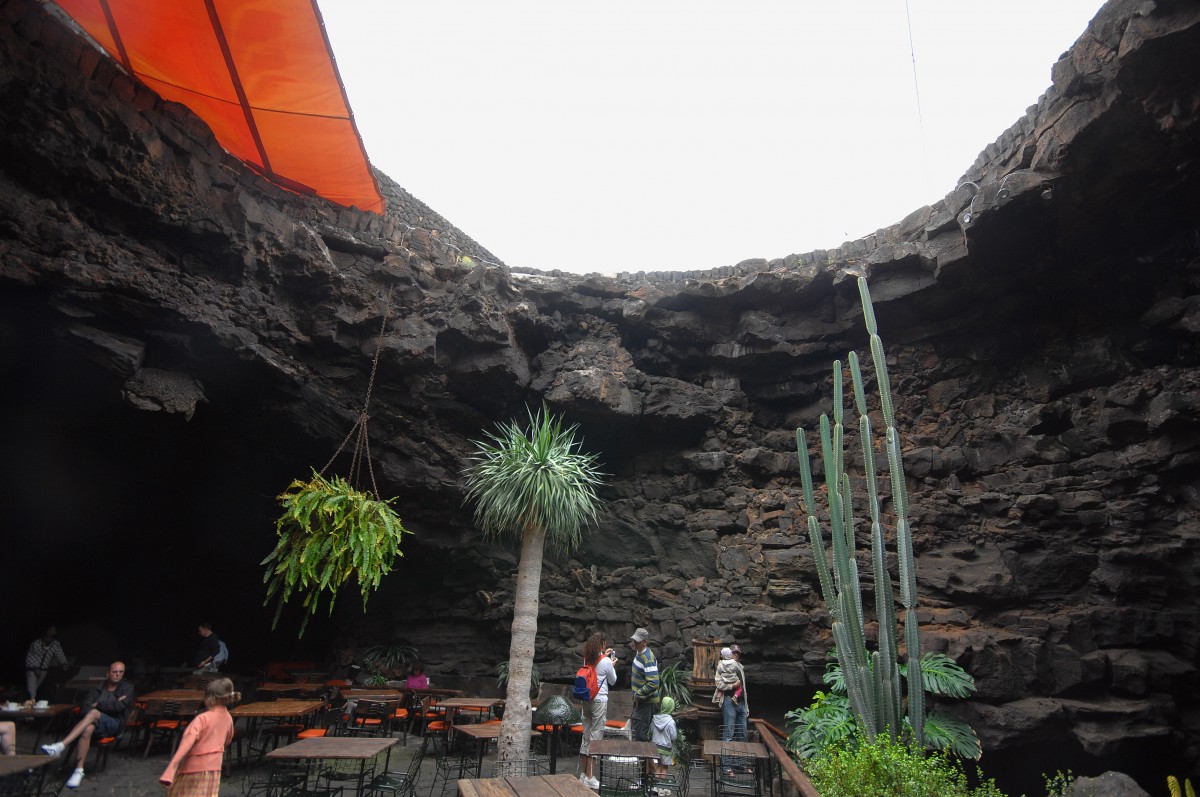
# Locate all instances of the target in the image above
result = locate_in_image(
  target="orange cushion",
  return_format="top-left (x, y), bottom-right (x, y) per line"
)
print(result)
top-left (426, 721), bottom-right (447, 731)
top-left (605, 720), bottom-right (628, 728)
top-left (296, 728), bottom-right (327, 739)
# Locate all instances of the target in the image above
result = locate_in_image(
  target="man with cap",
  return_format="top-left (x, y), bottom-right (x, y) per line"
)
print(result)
top-left (629, 627), bottom-right (661, 743)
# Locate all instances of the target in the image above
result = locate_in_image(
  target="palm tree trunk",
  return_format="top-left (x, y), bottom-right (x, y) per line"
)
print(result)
top-left (497, 523), bottom-right (545, 761)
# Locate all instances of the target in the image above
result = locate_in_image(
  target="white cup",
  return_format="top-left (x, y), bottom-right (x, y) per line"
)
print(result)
top-left (3, 703), bottom-right (17, 711)
top-left (35, 701), bottom-right (49, 709)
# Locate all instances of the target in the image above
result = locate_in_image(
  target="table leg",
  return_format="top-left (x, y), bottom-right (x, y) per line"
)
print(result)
top-left (548, 727), bottom-right (560, 774)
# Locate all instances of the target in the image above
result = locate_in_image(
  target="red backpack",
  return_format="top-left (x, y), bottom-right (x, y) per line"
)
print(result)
top-left (572, 661), bottom-right (600, 701)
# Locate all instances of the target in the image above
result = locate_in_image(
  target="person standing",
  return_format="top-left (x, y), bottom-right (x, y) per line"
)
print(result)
top-left (651, 696), bottom-right (678, 786)
top-left (25, 626), bottom-right (68, 702)
top-left (159, 677), bottom-right (240, 797)
top-left (194, 623), bottom-right (220, 672)
top-left (629, 627), bottom-right (661, 743)
top-left (713, 646), bottom-right (748, 746)
top-left (41, 661), bottom-right (135, 789)
top-left (578, 633), bottom-right (618, 789)
top-left (730, 644), bottom-right (750, 722)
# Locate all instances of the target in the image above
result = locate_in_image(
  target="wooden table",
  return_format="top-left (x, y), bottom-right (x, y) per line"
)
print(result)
top-left (458, 773), bottom-right (595, 797)
top-left (257, 682), bottom-right (326, 695)
top-left (340, 688), bottom-right (404, 699)
top-left (289, 671), bottom-right (329, 684)
top-left (438, 697), bottom-right (503, 724)
top-left (454, 724), bottom-right (543, 775)
top-left (232, 699), bottom-right (324, 719)
top-left (231, 699), bottom-right (325, 762)
top-left (396, 686), bottom-right (464, 699)
top-left (137, 689), bottom-right (205, 702)
top-left (0, 755), bottom-right (59, 778)
top-left (0, 704), bottom-right (75, 752)
top-left (267, 736), bottom-right (397, 797)
top-left (588, 739), bottom-right (658, 759)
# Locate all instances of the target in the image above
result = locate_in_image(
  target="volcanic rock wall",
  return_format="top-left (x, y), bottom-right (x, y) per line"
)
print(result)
top-left (2, 0), bottom-right (1199, 781)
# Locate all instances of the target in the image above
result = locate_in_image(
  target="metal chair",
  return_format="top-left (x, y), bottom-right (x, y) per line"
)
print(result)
top-left (651, 760), bottom-right (690, 797)
top-left (428, 741), bottom-right (480, 797)
top-left (241, 758), bottom-right (309, 797)
top-left (713, 750), bottom-right (759, 797)
top-left (143, 700), bottom-right (196, 757)
top-left (317, 757), bottom-right (377, 797)
top-left (367, 738), bottom-right (428, 797)
top-left (343, 700), bottom-right (394, 738)
top-left (90, 700), bottom-right (144, 771)
top-left (0, 768), bottom-right (36, 797)
top-left (599, 756), bottom-right (647, 797)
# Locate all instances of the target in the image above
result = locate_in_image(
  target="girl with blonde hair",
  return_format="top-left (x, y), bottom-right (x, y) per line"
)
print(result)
top-left (159, 677), bottom-right (240, 797)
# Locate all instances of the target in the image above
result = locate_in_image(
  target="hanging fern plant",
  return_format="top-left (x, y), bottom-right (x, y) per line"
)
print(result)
top-left (262, 290), bottom-right (411, 637)
top-left (262, 470), bottom-right (411, 635)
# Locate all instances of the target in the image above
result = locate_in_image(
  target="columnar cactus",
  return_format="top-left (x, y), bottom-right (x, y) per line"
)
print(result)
top-left (796, 275), bottom-right (924, 743)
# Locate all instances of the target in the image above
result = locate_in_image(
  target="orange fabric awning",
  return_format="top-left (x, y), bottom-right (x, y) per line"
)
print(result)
top-left (53, 0), bottom-right (385, 213)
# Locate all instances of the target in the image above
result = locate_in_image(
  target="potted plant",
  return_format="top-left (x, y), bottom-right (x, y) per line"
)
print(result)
top-left (363, 643), bottom-right (420, 679)
top-left (262, 470), bottom-right (411, 635)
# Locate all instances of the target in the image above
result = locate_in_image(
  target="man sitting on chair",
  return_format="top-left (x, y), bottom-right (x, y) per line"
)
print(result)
top-left (41, 661), bottom-right (135, 789)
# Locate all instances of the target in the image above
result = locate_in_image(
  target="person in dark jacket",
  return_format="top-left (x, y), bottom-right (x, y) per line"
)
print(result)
top-left (41, 661), bottom-right (135, 788)
top-left (194, 623), bottom-right (221, 672)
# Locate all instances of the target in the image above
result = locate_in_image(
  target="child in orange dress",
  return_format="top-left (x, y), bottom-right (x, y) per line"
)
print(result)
top-left (159, 678), bottom-right (240, 797)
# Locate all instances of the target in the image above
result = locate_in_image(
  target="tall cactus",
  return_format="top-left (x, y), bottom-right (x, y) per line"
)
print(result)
top-left (796, 276), bottom-right (924, 743)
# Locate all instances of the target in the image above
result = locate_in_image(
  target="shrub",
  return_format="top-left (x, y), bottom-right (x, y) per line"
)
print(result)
top-left (805, 732), bottom-right (1004, 797)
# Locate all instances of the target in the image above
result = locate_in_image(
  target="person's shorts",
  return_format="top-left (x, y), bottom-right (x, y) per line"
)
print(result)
top-left (94, 713), bottom-right (121, 738)
top-left (580, 699), bottom-right (608, 755)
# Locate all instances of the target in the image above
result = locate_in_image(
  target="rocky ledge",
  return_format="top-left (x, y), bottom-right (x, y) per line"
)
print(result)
top-left (1, 0), bottom-right (1198, 785)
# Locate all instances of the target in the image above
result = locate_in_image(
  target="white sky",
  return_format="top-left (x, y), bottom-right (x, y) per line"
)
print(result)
top-left (319, 1), bottom-right (1106, 276)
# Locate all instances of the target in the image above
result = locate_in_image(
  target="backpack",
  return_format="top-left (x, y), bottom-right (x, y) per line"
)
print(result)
top-left (572, 661), bottom-right (599, 701)
top-left (214, 640), bottom-right (229, 667)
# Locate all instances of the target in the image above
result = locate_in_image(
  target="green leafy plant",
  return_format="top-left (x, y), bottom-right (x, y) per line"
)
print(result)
top-left (788, 651), bottom-right (980, 760)
top-left (795, 275), bottom-right (978, 757)
top-left (787, 689), bottom-right (855, 760)
top-left (805, 732), bottom-right (1004, 797)
top-left (658, 662), bottom-right (694, 707)
top-left (262, 470), bottom-right (411, 635)
top-left (495, 660), bottom-right (541, 697)
top-left (1043, 770), bottom-right (1075, 797)
top-left (672, 724), bottom-right (690, 765)
top-left (1169, 776), bottom-right (1197, 797)
top-left (363, 643), bottom-right (420, 676)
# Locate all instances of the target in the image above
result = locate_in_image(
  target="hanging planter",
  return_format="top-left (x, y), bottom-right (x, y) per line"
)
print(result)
top-left (262, 470), bottom-right (410, 634)
top-left (262, 290), bottom-right (411, 636)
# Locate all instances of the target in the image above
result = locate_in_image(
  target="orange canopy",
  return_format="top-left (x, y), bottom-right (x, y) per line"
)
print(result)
top-left (54, 0), bottom-right (385, 213)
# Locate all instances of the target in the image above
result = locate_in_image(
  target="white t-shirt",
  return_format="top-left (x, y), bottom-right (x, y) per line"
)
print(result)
top-left (595, 656), bottom-right (618, 702)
